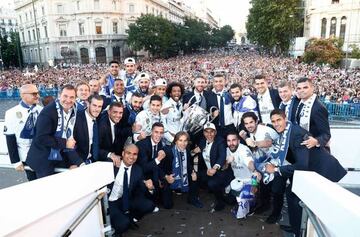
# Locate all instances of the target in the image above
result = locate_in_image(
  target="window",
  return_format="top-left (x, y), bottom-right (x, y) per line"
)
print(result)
top-left (9, 19), bottom-right (12, 25)
top-left (79, 22), bottom-right (84, 35)
top-left (94, 0), bottom-right (99, 9)
top-left (21, 31), bottom-right (25, 42)
top-left (25, 13), bottom-right (28, 21)
top-left (146, 5), bottom-right (149, 14)
top-left (19, 15), bottom-right (22, 23)
top-left (28, 30), bottom-right (31, 41)
top-left (340, 16), bottom-right (346, 40)
top-left (129, 4), bottom-right (134, 13)
top-left (113, 22), bottom-right (118, 34)
top-left (321, 18), bottom-right (327, 38)
top-left (95, 22), bottom-right (102, 34)
top-left (44, 25), bottom-right (48, 38)
top-left (30, 11), bottom-right (33, 20)
top-left (32, 29), bottom-right (36, 40)
top-left (77, 1), bottom-right (80, 11)
top-left (112, 0), bottom-right (116, 10)
top-left (42, 6), bottom-right (45, 15)
top-left (330, 17), bottom-right (337, 37)
top-left (332, 0), bottom-right (339, 3)
top-left (57, 4), bottom-right (64, 13)
top-left (152, 8), bottom-right (154, 14)
top-left (59, 23), bottom-right (67, 36)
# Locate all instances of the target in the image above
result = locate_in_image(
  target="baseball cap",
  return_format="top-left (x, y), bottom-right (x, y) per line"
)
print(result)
top-left (136, 72), bottom-right (150, 82)
top-left (124, 57), bottom-right (136, 65)
top-left (203, 122), bottom-right (216, 131)
top-left (154, 78), bottom-right (167, 87)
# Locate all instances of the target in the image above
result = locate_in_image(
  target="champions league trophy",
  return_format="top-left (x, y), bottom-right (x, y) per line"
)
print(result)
top-left (181, 95), bottom-right (217, 134)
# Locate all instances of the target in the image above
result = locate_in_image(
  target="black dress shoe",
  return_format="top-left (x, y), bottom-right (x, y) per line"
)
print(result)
top-left (187, 198), bottom-right (204, 208)
top-left (279, 224), bottom-right (294, 233)
top-left (265, 214), bottom-right (281, 224)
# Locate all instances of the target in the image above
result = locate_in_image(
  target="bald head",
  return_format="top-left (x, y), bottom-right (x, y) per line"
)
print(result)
top-left (20, 84), bottom-right (40, 105)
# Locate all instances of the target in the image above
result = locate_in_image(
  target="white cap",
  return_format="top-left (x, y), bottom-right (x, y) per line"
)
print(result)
top-left (154, 78), bottom-right (167, 87)
top-left (203, 122), bottom-right (216, 131)
top-left (135, 72), bottom-right (150, 82)
top-left (124, 57), bottom-right (136, 65)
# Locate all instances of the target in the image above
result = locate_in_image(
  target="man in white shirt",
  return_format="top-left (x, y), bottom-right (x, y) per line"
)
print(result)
top-left (4, 83), bottom-right (42, 181)
top-left (108, 144), bottom-right (155, 235)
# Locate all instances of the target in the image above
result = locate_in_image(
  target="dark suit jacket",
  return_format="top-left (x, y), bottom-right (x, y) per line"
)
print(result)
top-left (98, 113), bottom-right (132, 161)
top-left (252, 88), bottom-right (281, 123)
top-left (280, 124), bottom-right (346, 182)
top-left (162, 146), bottom-right (194, 176)
top-left (26, 101), bottom-right (68, 173)
top-left (107, 164), bottom-right (148, 204)
top-left (135, 136), bottom-right (166, 181)
top-left (66, 110), bottom-right (102, 166)
top-left (205, 91), bottom-right (234, 127)
top-left (198, 136), bottom-right (227, 171)
top-left (182, 90), bottom-right (210, 109)
top-left (308, 98), bottom-right (331, 147)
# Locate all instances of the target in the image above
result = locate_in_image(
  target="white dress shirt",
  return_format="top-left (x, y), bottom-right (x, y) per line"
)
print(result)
top-left (109, 162), bottom-right (132, 201)
top-left (258, 89), bottom-right (274, 124)
top-left (85, 111), bottom-right (95, 158)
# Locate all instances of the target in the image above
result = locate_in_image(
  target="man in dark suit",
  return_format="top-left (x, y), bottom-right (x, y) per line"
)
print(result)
top-left (206, 74), bottom-right (236, 138)
top-left (66, 94), bottom-right (104, 167)
top-left (26, 84), bottom-right (77, 178)
top-left (252, 74), bottom-right (281, 124)
top-left (192, 122), bottom-right (234, 211)
top-left (267, 109), bottom-right (347, 236)
top-left (108, 144), bottom-right (155, 236)
top-left (293, 77), bottom-right (331, 150)
top-left (98, 102), bottom-right (131, 166)
top-left (136, 123), bottom-right (169, 207)
top-left (182, 75), bottom-right (209, 110)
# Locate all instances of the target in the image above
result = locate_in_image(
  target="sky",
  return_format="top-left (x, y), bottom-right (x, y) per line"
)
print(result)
top-left (0, 0), bottom-right (251, 33)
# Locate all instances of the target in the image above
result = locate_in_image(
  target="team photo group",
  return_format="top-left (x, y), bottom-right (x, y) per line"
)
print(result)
top-left (4, 57), bottom-right (347, 237)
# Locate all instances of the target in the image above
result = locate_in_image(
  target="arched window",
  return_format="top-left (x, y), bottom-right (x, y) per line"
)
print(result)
top-left (340, 16), bottom-right (346, 40)
top-left (321, 18), bottom-right (327, 38)
top-left (330, 17), bottom-right (337, 37)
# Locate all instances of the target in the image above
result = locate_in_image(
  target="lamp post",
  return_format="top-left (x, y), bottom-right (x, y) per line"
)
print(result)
top-left (32, 0), bottom-right (43, 70)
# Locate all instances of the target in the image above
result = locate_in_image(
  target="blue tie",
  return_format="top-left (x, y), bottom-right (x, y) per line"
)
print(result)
top-left (123, 167), bottom-right (129, 212)
top-left (219, 94), bottom-right (225, 127)
top-left (152, 145), bottom-right (157, 160)
top-left (92, 120), bottom-right (99, 161)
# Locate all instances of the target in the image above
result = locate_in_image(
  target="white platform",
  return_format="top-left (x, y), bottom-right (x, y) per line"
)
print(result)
top-left (0, 162), bottom-right (114, 236)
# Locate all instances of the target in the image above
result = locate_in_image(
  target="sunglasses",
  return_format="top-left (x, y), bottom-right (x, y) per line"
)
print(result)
top-left (24, 92), bottom-right (40, 96)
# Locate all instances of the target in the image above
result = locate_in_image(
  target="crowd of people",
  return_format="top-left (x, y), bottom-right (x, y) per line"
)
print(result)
top-left (1, 49), bottom-right (360, 104)
top-left (3, 52), bottom-right (349, 237)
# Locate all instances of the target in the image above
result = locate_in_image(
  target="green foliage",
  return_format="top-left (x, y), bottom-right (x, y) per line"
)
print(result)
top-left (349, 44), bottom-right (360, 59)
top-left (303, 38), bottom-right (343, 67)
top-left (0, 32), bottom-right (23, 68)
top-left (246, 0), bottom-right (303, 53)
top-left (126, 15), bottom-right (235, 58)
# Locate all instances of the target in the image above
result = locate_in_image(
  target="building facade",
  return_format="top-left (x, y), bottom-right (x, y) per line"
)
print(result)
top-left (0, 7), bottom-right (18, 37)
top-left (304, 0), bottom-right (360, 50)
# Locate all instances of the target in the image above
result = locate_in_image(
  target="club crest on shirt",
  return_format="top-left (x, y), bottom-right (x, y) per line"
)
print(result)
top-left (16, 112), bottom-right (22, 119)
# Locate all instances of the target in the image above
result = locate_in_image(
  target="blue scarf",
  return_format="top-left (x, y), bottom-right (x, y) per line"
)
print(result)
top-left (215, 91), bottom-right (232, 105)
top-left (19, 101), bottom-right (38, 139)
top-left (102, 74), bottom-right (116, 97)
top-left (256, 121), bottom-right (292, 184)
top-left (126, 104), bottom-right (139, 125)
top-left (125, 73), bottom-right (136, 94)
top-left (232, 96), bottom-right (247, 112)
top-left (76, 98), bottom-right (87, 111)
top-left (170, 146), bottom-right (189, 192)
top-left (48, 99), bottom-right (77, 161)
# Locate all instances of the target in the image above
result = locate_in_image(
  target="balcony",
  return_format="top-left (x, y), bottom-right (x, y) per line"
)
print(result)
top-left (53, 34), bottom-right (127, 42)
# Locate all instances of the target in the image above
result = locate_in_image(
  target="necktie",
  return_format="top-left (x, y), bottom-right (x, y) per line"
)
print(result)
top-left (152, 145), bottom-right (157, 160)
top-left (296, 103), bottom-right (304, 124)
top-left (219, 94), bottom-right (225, 127)
top-left (176, 102), bottom-right (181, 111)
top-left (122, 167), bottom-right (129, 212)
top-left (259, 95), bottom-right (263, 102)
top-left (92, 120), bottom-right (99, 161)
top-left (279, 102), bottom-right (286, 111)
top-left (120, 97), bottom-right (124, 105)
top-left (180, 152), bottom-right (185, 162)
top-left (199, 94), bottom-right (206, 109)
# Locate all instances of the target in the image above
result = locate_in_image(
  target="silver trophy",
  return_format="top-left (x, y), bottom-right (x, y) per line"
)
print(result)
top-left (182, 95), bottom-right (217, 134)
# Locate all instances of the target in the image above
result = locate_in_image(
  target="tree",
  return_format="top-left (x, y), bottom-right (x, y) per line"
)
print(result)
top-left (211, 25), bottom-right (235, 47)
top-left (0, 32), bottom-right (23, 68)
top-left (182, 18), bottom-right (212, 53)
top-left (303, 38), bottom-right (343, 67)
top-left (126, 14), bottom-right (176, 58)
top-left (246, 0), bottom-right (303, 54)
top-left (349, 44), bottom-right (360, 59)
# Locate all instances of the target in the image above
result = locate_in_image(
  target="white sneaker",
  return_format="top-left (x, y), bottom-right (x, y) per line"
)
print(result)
top-left (153, 206), bottom-right (160, 213)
